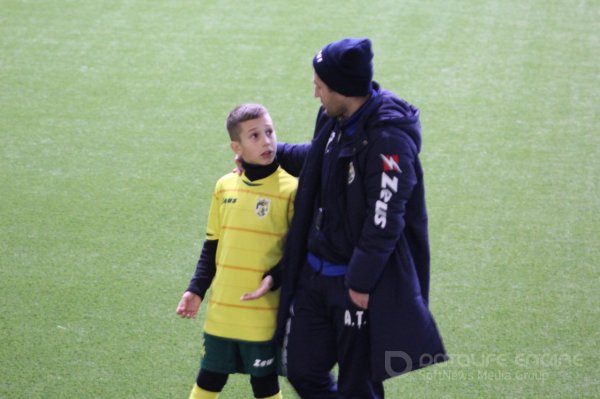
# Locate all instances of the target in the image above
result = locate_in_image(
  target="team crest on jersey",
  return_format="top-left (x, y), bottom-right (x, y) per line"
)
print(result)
top-left (255, 198), bottom-right (271, 218)
top-left (347, 162), bottom-right (356, 185)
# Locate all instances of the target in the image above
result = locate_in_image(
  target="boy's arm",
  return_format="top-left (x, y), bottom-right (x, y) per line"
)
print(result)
top-left (263, 262), bottom-right (281, 291)
top-left (176, 239), bottom-right (218, 319)
top-left (187, 239), bottom-right (218, 298)
top-left (178, 177), bottom-right (222, 318)
top-left (239, 261), bottom-right (281, 301)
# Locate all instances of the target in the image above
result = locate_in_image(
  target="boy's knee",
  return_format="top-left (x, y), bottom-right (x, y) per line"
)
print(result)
top-left (196, 369), bottom-right (228, 393)
top-left (250, 372), bottom-right (280, 398)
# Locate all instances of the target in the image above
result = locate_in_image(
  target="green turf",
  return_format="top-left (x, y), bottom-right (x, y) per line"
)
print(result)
top-left (1, 1), bottom-right (598, 398)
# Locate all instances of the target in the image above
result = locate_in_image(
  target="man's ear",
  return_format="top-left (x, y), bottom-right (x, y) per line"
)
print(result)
top-left (230, 141), bottom-right (241, 155)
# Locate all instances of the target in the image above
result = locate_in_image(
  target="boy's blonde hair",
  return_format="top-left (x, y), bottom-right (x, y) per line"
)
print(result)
top-left (226, 103), bottom-right (269, 141)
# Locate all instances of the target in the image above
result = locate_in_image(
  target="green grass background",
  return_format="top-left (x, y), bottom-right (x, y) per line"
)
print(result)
top-left (1, 1), bottom-right (598, 398)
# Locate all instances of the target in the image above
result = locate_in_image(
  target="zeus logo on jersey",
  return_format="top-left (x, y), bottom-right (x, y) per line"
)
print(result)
top-left (374, 154), bottom-right (400, 229)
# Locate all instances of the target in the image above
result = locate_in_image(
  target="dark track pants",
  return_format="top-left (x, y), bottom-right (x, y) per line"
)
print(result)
top-left (284, 266), bottom-right (384, 399)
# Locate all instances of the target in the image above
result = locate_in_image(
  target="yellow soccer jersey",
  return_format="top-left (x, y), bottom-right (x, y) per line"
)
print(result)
top-left (203, 167), bottom-right (297, 342)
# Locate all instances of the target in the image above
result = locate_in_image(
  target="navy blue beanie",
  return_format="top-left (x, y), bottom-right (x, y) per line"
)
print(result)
top-left (313, 38), bottom-right (373, 97)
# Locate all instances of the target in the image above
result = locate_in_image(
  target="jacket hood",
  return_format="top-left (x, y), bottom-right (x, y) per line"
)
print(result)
top-left (367, 83), bottom-right (422, 152)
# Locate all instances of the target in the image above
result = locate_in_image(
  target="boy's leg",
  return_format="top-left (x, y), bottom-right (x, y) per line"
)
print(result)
top-left (190, 334), bottom-right (232, 398)
top-left (189, 369), bottom-right (228, 399)
top-left (190, 384), bottom-right (218, 399)
top-left (250, 372), bottom-right (281, 399)
top-left (285, 271), bottom-right (338, 398)
top-left (237, 338), bottom-right (281, 398)
top-left (189, 384), bottom-right (220, 399)
top-left (195, 369), bottom-right (229, 393)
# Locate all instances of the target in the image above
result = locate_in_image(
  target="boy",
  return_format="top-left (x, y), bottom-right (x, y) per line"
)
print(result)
top-left (176, 104), bottom-right (296, 399)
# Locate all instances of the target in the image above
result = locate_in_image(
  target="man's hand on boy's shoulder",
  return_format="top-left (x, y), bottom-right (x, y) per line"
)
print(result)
top-left (232, 154), bottom-right (244, 175)
top-left (176, 291), bottom-right (202, 319)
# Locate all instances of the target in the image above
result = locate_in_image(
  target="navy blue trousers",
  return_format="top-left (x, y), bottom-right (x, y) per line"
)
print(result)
top-left (284, 265), bottom-right (384, 399)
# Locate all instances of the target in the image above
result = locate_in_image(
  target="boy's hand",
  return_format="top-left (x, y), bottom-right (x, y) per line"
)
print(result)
top-left (240, 276), bottom-right (273, 301)
top-left (176, 291), bottom-right (202, 319)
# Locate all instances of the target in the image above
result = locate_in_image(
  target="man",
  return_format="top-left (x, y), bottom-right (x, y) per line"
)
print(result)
top-left (274, 38), bottom-right (448, 398)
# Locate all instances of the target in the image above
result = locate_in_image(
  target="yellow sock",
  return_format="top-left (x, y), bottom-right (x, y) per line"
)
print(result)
top-left (257, 392), bottom-right (282, 399)
top-left (189, 383), bottom-right (220, 399)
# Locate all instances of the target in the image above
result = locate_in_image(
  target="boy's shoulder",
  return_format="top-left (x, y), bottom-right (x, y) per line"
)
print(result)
top-left (273, 167), bottom-right (298, 193)
top-left (212, 168), bottom-right (297, 194)
top-left (214, 171), bottom-right (241, 186)
top-left (276, 166), bottom-right (298, 181)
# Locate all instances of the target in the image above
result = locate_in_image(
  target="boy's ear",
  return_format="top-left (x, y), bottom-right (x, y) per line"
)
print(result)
top-left (230, 141), bottom-right (241, 155)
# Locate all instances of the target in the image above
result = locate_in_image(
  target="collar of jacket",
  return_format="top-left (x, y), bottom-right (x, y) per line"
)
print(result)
top-left (338, 84), bottom-right (382, 157)
top-left (338, 87), bottom-right (379, 136)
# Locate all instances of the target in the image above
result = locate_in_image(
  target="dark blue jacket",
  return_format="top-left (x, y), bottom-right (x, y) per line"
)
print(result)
top-left (275, 82), bottom-right (447, 381)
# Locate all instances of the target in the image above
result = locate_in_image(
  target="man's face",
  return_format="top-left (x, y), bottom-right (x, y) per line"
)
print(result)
top-left (230, 114), bottom-right (277, 166)
top-left (313, 73), bottom-right (348, 118)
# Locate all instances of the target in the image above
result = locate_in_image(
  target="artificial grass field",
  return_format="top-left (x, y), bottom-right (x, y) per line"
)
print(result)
top-left (1, 1), bottom-right (598, 398)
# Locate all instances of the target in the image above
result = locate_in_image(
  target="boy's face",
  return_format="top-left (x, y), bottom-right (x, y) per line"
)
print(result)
top-left (230, 113), bottom-right (277, 166)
